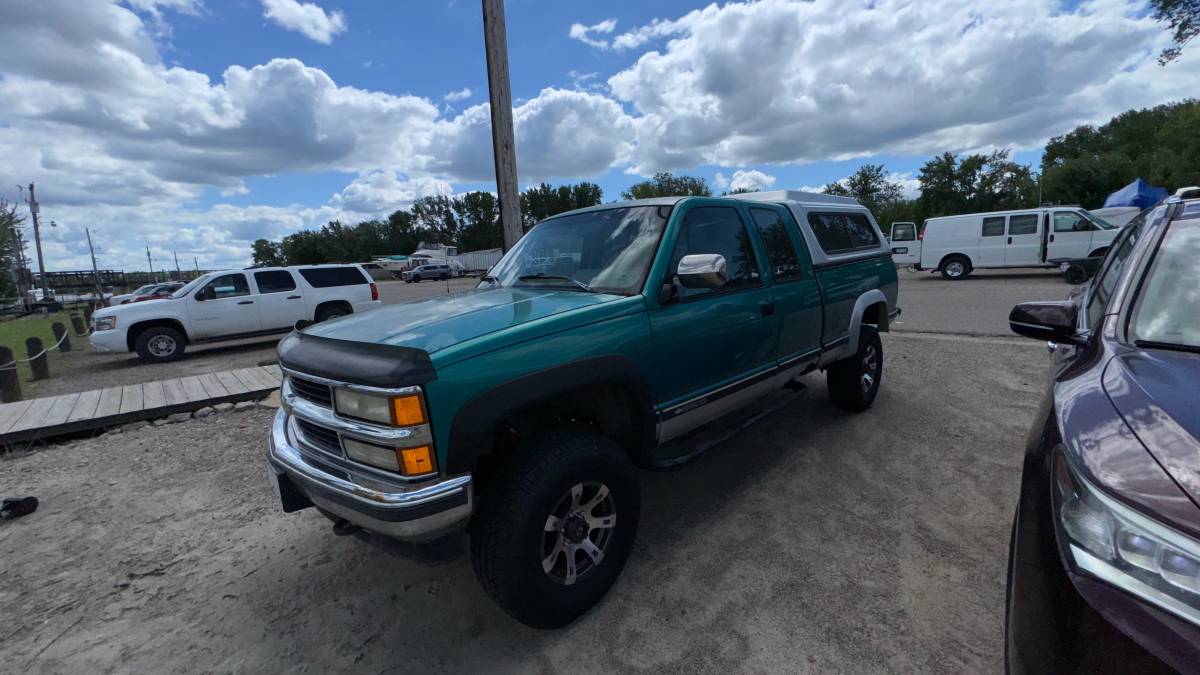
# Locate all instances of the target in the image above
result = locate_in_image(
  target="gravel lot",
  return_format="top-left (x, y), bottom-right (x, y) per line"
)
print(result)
top-left (2, 273), bottom-right (1070, 672)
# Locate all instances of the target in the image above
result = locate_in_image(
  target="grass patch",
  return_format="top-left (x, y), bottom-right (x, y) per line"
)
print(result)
top-left (0, 312), bottom-right (78, 383)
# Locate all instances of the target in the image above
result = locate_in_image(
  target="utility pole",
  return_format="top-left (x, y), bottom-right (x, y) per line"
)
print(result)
top-left (85, 227), bottom-right (102, 299)
top-left (173, 250), bottom-right (181, 281)
top-left (11, 224), bottom-right (27, 304)
top-left (194, 257), bottom-right (200, 275)
top-left (26, 183), bottom-right (49, 299)
top-left (146, 246), bottom-right (154, 282)
top-left (482, 0), bottom-right (522, 251)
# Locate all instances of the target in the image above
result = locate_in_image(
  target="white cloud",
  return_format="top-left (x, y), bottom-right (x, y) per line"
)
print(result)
top-left (261, 0), bottom-right (346, 44)
top-left (716, 169), bottom-right (776, 192)
top-left (609, 0), bottom-right (1200, 172)
top-left (332, 171), bottom-right (453, 213)
top-left (443, 87), bottom-right (471, 102)
top-left (568, 18), bottom-right (617, 49)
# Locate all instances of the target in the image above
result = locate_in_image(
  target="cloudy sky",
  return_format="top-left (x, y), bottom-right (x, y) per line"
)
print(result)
top-left (1, 0), bottom-right (1195, 272)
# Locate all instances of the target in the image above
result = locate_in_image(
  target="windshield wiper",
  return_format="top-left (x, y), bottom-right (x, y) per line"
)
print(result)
top-left (516, 273), bottom-right (595, 292)
top-left (1134, 339), bottom-right (1200, 354)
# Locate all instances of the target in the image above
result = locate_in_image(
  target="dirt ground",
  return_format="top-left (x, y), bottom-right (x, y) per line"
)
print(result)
top-left (1, 328), bottom-right (1048, 673)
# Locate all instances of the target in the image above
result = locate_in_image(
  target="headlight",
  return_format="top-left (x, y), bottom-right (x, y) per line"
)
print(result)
top-left (333, 388), bottom-right (427, 427)
top-left (1054, 449), bottom-right (1200, 626)
top-left (94, 316), bottom-right (117, 331)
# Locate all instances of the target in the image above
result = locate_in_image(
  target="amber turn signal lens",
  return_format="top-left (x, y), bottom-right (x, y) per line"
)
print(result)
top-left (399, 446), bottom-right (435, 476)
top-left (391, 395), bottom-right (425, 426)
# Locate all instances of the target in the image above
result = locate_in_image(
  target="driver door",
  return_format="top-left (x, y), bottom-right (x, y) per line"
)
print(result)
top-left (1047, 210), bottom-right (1094, 260)
top-left (647, 203), bottom-right (778, 440)
top-left (188, 272), bottom-right (261, 339)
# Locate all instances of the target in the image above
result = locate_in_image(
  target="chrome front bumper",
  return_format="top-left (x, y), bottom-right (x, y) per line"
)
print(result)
top-left (267, 408), bottom-right (473, 542)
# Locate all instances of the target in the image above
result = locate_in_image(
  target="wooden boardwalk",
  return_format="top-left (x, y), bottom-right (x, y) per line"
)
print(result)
top-left (0, 364), bottom-right (282, 445)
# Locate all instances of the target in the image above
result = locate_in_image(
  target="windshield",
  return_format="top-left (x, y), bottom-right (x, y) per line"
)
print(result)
top-left (169, 275), bottom-right (209, 299)
top-left (1130, 220), bottom-right (1200, 350)
top-left (483, 206), bottom-right (669, 295)
top-left (1085, 212), bottom-right (1117, 230)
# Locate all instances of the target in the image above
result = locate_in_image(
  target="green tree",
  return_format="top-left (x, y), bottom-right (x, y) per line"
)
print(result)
top-left (520, 182), bottom-right (604, 229)
top-left (280, 230), bottom-right (329, 265)
top-left (0, 199), bottom-right (24, 298)
top-left (453, 191), bottom-right (502, 251)
top-left (250, 238), bottom-right (284, 267)
top-left (620, 172), bottom-right (711, 200)
top-left (410, 195), bottom-right (458, 244)
top-left (917, 149), bottom-right (1035, 218)
top-left (823, 164), bottom-right (904, 216)
top-left (1041, 100), bottom-right (1200, 207)
top-left (1152, 0), bottom-right (1200, 64)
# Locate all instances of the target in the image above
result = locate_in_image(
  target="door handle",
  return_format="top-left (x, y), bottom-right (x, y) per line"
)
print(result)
top-left (1007, 236), bottom-right (1013, 244)
top-left (237, 300), bottom-right (254, 305)
top-left (1049, 234), bottom-right (1055, 242)
top-left (286, 295), bottom-right (302, 300)
top-left (760, 302), bottom-right (775, 316)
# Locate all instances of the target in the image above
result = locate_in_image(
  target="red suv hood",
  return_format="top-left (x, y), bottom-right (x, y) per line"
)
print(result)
top-left (1103, 349), bottom-right (1200, 509)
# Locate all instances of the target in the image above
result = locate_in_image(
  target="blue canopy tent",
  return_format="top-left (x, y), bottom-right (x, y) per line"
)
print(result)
top-left (1103, 178), bottom-right (1168, 209)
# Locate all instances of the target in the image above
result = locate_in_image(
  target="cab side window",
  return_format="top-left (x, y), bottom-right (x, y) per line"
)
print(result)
top-left (669, 207), bottom-right (760, 299)
top-left (1054, 212), bottom-right (1092, 233)
top-left (749, 208), bottom-right (805, 281)
top-left (201, 273), bottom-right (250, 299)
top-left (1008, 214), bottom-right (1039, 235)
top-left (1086, 219), bottom-right (1143, 328)
top-left (982, 217), bottom-right (1006, 237)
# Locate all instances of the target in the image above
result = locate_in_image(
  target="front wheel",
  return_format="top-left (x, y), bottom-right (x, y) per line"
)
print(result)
top-left (470, 431), bottom-right (640, 628)
top-left (135, 326), bottom-right (186, 363)
top-left (826, 325), bottom-right (882, 411)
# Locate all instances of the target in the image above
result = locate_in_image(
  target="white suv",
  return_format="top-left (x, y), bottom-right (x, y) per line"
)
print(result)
top-left (90, 265), bottom-right (382, 363)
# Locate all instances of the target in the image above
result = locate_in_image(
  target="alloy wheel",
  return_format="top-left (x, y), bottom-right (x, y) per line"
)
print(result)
top-left (541, 482), bottom-right (616, 586)
top-left (861, 344), bottom-right (878, 393)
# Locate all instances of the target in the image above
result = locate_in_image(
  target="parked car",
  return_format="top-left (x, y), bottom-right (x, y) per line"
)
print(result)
top-left (89, 265), bottom-right (381, 363)
top-left (110, 283), bottom-right (162, 306)
top-left (130, 281), bottom-right (184, 303)
top-left (1004, 194), bottom-right (1200, 674)
top-left (266, 191), bottom-right (900, 627)
top-left (890, 207), bottom-right (1120, 279)
top-left (402, 263), bottom-right (452, 283)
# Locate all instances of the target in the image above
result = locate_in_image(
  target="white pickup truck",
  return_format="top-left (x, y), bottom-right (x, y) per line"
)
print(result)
top-left (90, 265), bottom-right (382, 362)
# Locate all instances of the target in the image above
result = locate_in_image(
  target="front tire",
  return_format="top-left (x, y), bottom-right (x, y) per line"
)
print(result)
top-left (827, 325), bottom-right (883, 411)
top-left (315, 305), bottom-right (349, 322)
top-left (470, 431), bottom-right (640, 628)
top-left (134, 326), bottom-right (185, 363)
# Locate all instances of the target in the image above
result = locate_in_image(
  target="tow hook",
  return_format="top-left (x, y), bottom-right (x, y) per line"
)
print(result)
top-left (331, 518), bottom-right (361, 536)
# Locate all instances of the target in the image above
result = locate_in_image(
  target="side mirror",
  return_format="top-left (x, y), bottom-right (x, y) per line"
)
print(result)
top-left (1009, 301), bottom-right (1084, 344)
top-left (676, 254), bottom-right (727, 290)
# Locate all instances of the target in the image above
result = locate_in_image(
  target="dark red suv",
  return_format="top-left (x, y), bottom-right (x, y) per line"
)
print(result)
top-left (1005, 194), bottom-right (1200, 673)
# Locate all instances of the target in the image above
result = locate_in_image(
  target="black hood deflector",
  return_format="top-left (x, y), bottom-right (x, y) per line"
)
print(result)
top-left (277, 331), bottom-right (437, 388)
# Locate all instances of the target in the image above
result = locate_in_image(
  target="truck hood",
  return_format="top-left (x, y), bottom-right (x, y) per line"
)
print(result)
top-left (303, 287), bottom-right (628, 355)
top-left (1103, 349), bottom-right (1200, 508)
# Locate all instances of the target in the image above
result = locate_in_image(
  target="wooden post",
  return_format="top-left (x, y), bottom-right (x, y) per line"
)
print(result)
top-left (83, 304), bottom-right (94, 324)
top-left (0, 347), bottom-right (20, 402)
top-left (52, 322), bottom-right (71, 352)
top-left (26, 337), bottom-right (49, 381)
top-left (482, 0), bottom-right (522, 251)
top-left (70, 314), bottom-right (87, 336)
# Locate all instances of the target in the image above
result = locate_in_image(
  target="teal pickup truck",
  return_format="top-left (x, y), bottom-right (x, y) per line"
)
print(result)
top-left (267, 190), bottom-right (899, 627)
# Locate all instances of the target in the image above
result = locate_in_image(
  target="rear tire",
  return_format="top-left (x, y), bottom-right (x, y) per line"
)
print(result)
top-left (939, 255), bottom-right (971, 280)
top-left (315, 305), bottom-right (350, 322)
top-left (827, 325), bottom-right (882, 412)
top-left (1064, 265), bottom-right (1086, 284)
top-left (470, 430), bottom-right (640, 629)
top-left (134, 326), bottom-right (185, 363)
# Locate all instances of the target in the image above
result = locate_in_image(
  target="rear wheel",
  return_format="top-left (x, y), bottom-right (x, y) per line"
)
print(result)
top-left (134, 326), bottom-right (185, 363)
top-left (315, 305), bottom-right (350, 322)
top-left (827, 325), bottom-right (882, 411)
top-left (470, 430), bottom-right (639, 628)
top-left (1064, 265), bottom-right (1086, 284)
top-left (939, 255), bottom-right (971, 280)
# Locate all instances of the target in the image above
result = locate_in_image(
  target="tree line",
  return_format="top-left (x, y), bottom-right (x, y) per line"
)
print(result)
top-left (253, 100), bottom-right (1198, 265)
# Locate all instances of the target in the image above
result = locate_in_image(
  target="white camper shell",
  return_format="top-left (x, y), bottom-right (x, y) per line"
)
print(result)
top-left (889, 207), bottom-right (1121, 279)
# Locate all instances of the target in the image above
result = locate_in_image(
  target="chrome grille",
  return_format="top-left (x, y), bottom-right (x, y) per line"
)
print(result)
top-left (295, 418), bottom-right (342, 456)
top-left (290, 376), bottom-right (333, 407)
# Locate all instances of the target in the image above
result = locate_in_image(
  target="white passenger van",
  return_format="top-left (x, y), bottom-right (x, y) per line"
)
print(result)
top-left (888, 207), bottom-right (1120, 279)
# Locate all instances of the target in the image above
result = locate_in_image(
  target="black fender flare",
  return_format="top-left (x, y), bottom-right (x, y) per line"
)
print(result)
top-left (444, 355), bottom-right (655, 474)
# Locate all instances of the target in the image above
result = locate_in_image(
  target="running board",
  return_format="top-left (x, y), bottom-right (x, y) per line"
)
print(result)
top-left (646, 387), bottom-right (807, 471)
